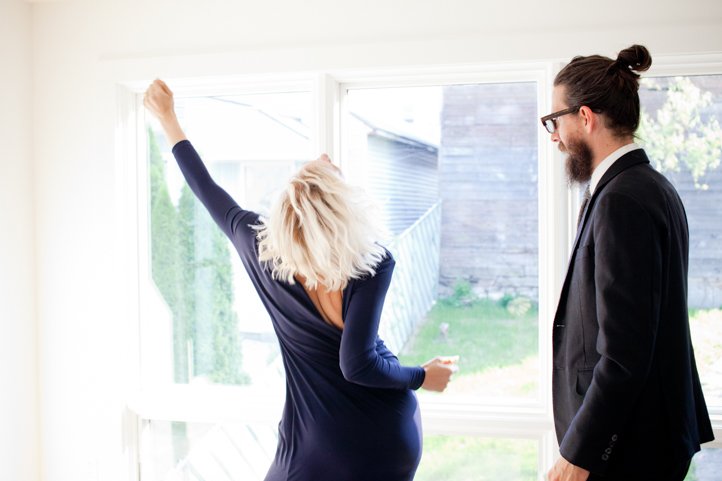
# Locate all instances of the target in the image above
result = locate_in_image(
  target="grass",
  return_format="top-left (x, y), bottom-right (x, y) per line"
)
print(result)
top-left (397, 296), bottom-right (539, 397)
top-left (399, 300), bottom-right (721, 480)
top-left (684, 462), bottom-right (697, 481)
top-left (689, 308), bottom-right (722, 404)
top-left (683, 445), bottom-right (722, 481)
top-left (414, 436), bottom-right (538, 481)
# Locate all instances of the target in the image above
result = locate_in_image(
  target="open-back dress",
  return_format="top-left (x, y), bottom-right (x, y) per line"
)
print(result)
top-left (172, 140), bottom-right (425, 481)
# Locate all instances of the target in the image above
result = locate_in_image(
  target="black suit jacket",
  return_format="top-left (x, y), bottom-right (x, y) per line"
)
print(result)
top-left (552, 149), bottom-right (714, 478)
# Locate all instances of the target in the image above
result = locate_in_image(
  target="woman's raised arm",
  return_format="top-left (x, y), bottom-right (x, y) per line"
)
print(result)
top-left (143, 79), bottom-right (253, 240)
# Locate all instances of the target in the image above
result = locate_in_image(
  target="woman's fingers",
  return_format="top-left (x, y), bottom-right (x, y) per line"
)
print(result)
top-left (439, 355), bottom-right (459, 365)
top-left (426, 355), bottom-right (459, 366)
top-left (156, 79), bottom-right (173, 96)
top-left (155, 79), bottom-right (173, 97)
top-left (421, 356), bottom-right (459, 392)
top-left (143, 79), bottom-right (176, 120)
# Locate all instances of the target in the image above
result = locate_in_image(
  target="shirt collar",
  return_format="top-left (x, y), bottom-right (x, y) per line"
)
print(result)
top-left (590, 142), bottom-right (642, 194)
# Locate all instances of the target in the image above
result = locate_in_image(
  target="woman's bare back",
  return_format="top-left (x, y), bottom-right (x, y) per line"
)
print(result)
top-left (296, 275), bottom-right (344, 329)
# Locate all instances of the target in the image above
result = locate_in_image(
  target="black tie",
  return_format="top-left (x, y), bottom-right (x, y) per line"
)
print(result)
top-left (577, 185), bottom-right (591, 228)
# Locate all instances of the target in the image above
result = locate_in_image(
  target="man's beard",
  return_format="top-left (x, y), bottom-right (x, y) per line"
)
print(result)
top-left (563, 137), bottom-right (594, 185)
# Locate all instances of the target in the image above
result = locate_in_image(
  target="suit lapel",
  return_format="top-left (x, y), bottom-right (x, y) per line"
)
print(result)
top-left (554, 149), bottom-right (651, 320)
top-left (571, 149), bottom-right (651, 254)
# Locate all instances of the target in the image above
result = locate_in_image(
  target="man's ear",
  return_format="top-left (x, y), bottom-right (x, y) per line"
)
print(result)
top-left (578, 106), bottom-right (597, 134)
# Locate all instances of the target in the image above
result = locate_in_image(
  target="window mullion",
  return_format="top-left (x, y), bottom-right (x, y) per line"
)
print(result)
top-left (313, 73), bottom-right (340, 162)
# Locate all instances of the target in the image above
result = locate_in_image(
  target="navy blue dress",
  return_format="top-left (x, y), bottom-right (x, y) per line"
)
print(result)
top-left (172, 140), bottom-right (426, 481)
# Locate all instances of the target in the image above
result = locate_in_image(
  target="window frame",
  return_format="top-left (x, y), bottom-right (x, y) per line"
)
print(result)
top-left (336, 67), bottom-right (562, 476)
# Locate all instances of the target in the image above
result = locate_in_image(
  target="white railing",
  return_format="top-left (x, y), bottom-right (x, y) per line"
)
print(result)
top-left (380, 201), bottom-right (442, 353)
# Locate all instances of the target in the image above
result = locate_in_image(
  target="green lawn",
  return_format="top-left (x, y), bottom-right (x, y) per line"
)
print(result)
top-left (398, 296), bottom-right (721, 480)
top-left (397, 295), bottom-right (539, 397)
top-left (689, 308), bottom-right (722, 405)
top-left (414, 436), bottom-right (537, 481)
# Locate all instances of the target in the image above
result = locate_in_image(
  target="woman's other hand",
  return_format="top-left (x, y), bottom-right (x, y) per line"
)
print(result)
top-left (421, 356), bottom-right (459, 392)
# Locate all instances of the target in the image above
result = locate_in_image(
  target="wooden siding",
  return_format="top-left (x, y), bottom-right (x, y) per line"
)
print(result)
top-left (365, 133), bottom-right (439, 235)
top-left (438, 82), bottom-right (539, 300)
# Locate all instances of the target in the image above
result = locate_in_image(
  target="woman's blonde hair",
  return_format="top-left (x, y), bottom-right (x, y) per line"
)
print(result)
top-left (255, 159), bottom-right (387, 291)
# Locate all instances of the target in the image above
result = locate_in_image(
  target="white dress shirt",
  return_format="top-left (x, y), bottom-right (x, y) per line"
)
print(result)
top-left (590, 142), bottom-right (642, 194)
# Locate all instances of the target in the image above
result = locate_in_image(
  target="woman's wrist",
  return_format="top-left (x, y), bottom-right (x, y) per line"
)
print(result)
top-left (160, 115), bottom-right (187, 146)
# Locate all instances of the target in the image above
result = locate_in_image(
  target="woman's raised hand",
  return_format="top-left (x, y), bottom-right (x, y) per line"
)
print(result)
top-left (421, 355), bottom-right (459, 392)
top-left (143, 79), bottom-right (176, 121)
top-left (143, 79), bottom-right (187, 146)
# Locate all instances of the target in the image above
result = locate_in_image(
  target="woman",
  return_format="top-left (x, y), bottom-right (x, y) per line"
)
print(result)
top-left (144, 79), bottom-right (457, 481)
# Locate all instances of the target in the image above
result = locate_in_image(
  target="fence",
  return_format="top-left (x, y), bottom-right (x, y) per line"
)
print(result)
top-left (379, 201), bottom-right (442, 353)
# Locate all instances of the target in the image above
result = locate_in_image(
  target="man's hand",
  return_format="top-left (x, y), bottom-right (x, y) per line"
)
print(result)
top-left (547, 456), bottom-right (590, 481)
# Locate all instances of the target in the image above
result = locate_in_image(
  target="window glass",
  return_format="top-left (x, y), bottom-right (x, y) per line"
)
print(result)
top-left (345, 83), bottom-right (540, 402)
top-left (685, 447), bottom-right (722, 481)
top-left (140, 420), bottom-right (278, 481)
top-left (145, 91), bottom-right (313, 388)
top-left (415, 435), bottom-right (538, 481)
top-left (141, 421), bottom-right (539, 481)
top-left (638, 75), bottom-right (722, 408)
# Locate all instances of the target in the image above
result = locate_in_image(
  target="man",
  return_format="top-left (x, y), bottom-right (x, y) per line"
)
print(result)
top-left (543, 45), bottom-right (714, 481)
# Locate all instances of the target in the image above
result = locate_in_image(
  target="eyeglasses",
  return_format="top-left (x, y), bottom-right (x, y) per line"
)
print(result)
top-left (540, 106), bottom-right (580, 134)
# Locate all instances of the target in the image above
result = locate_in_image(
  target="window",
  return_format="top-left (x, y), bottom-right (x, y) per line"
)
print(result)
top-left (344, 82), bottom-right (541, 403)
top-left (685, 447), bottom-right (722, 481)
top-left (337, 75), bottom-right (550, 480)
top-left (638, 74), bottom-right (722, 410)
top-left (126, 63), bottom-right (722, 481)
top-left (137, 86), bottom-right (314, 478)
top-left (142, 90), bottom-right (313, 389)
top-left (133, 71), bottom-right (554, 480)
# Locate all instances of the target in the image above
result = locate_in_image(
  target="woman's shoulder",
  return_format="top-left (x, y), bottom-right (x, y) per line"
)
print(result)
top-left (378, 247), bottom-right (395, 268)
top-left (359, 247), bottom-right (395, 281)
top-left (231, 208), bottom-right (262, 237)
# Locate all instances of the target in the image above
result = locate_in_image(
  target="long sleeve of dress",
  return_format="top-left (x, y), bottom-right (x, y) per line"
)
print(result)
top-left (339, 256), bottom-right (426, 390)
top-left (171, 140), bottom-right (255, 239)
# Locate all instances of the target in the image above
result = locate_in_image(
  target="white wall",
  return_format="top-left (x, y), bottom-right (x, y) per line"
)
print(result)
top-left (0, 1), bottom-right (38, 480)
top-left (30, 1), bottom-right (722, 480)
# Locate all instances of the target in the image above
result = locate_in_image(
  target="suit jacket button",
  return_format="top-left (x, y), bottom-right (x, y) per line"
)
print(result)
top-left (602, 454), bottom-right (609, 461)
top-left (611, 434), bottom-right (618, 442)
top-left (605, 448), bottom-right (612, 454)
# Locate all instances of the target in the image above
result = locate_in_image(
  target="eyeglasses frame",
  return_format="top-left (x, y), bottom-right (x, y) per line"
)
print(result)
top-left (540, 106), bottom-right (580, 134)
